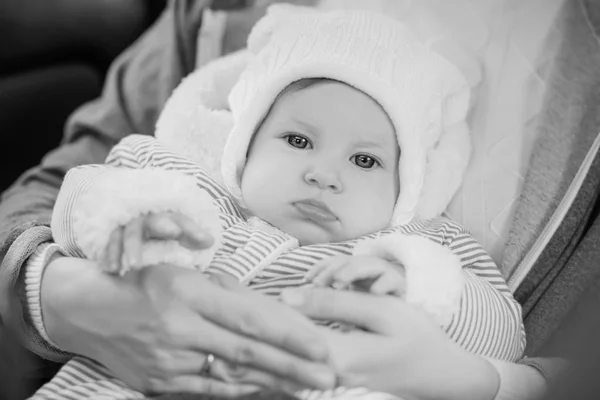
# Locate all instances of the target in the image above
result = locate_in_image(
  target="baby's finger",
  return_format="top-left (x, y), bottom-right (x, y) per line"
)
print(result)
top-left (150, 213), bottom-right (214, 250)
top-left (370, 270), bottom-right (406, 296)
top-left (304, 262), bottom-right (329, 282)
top-left (332, 261), bottom-right (388, 286)
top-left (123, 217), bottom-right (144, 267)
top-left (102, 226), bottom-right (124, 274)
top-left (143, 213), bottom-right (182, 239)
top-left (310, 257), bottom-right (350, 287)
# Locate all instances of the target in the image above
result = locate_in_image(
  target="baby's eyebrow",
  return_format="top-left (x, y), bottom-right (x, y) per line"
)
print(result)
top-left (291, 117), bottom-right (319, 134)
top-left (353, 139), bottom-right (396, 157)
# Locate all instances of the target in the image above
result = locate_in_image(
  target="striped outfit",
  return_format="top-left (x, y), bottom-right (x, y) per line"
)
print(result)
top-left (32, 135), bottom-right (525, 400)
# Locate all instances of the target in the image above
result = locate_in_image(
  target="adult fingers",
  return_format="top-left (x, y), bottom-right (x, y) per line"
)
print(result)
top-left (182, 307), bottom-right (335, 390)
top-left (140, 333), bottom-right (315, 393)
top-left (210, 358), bottom-right (307, 394)
top-left (178, 279), bottom-right (335, 387)
top-left (123, 217), bottom-right (144, 266)
top-left (191, 281), bottom-right (330, 361)
top-left (157, 375), bottom-right (260, 397)
top-left (281, 287), bottom-right (403, 335)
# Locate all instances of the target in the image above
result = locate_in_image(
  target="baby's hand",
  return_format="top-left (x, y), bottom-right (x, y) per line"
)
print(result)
top-left (101, 212), bottom-right (214, 275)
top-left (306, 255), bottom-right (406, 296)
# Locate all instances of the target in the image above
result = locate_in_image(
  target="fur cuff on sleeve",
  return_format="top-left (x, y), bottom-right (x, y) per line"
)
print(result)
top-left (73, 168), bottom-right (223, 273)
top-left (353, 232), bottom-right (464, 326)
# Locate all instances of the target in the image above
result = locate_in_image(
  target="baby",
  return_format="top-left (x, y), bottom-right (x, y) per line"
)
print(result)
top-left (32, 5), bottom-right (525, 400)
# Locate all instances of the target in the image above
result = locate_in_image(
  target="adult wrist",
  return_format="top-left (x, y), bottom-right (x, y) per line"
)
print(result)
top-left (447, 352), bottom-right (501, 400)
top-left (400, 341), bottom-right (500, 400)
top-left (41, 256), bottom-right (148, 359)
top-left (41, 255), bottom-right (104, 355)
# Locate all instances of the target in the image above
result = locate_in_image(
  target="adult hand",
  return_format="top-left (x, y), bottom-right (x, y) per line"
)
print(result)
top-left (41, 258), bottom-right (336, 396)
top-left (281, 288), bottom-right (500, 400)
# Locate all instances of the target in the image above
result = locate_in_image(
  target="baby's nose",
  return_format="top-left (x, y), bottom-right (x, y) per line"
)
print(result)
top-left (304, 170), bottom-right (342, 193)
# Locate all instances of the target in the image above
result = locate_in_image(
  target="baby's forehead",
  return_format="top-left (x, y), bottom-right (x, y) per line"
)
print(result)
top-left (272, 81), bottom-right (396, 137)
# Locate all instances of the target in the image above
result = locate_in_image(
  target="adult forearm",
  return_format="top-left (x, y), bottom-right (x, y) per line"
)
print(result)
top-left (0, 174), bottom-right (61, 245)
top-left (0, 137), bottom-right (111, 348)
top-left (0, 161), bottom-right (63, 352)
top-left (0, 135), bottom-right (114, 245)
top-left (414, 355), bottom-right (549, 400)
top-left (41, 256), bottom-right (136, 357)
top-left (402, 343), bottom-right (501, 400)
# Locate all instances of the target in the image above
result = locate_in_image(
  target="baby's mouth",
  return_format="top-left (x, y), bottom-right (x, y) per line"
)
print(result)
top-left (293, 199), bottom-right (338, 223)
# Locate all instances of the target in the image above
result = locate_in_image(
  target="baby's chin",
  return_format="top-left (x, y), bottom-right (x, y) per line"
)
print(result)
top-left (296, 234), bottom-right (330, 246)
top-left (283, 220), bottom-right (348, 246)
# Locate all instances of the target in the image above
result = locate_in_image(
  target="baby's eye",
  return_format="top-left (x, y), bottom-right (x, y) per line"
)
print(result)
top-left (353, 154), bottom-right (380, 169)
top-left (285, 134), bottom-right (311, 149)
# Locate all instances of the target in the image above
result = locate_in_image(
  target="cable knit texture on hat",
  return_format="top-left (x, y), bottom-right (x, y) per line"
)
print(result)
top-left (222, 4), bottom-right (471, 225)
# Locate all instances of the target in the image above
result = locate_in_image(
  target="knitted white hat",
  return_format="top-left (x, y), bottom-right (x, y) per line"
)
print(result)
top-left (222, 4), bottom-right (471, 225)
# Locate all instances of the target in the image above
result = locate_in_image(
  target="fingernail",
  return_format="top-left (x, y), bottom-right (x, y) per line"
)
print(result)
top-left (280, 289), bottom-right (307, 306)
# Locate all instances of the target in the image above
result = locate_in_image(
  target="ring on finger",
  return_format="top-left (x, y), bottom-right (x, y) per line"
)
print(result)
top-left (200, 353), bottom-right (216, 376)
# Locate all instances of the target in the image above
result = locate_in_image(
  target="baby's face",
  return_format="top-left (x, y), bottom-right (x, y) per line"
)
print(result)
top-left (241, 82), bottom-right (400, 245)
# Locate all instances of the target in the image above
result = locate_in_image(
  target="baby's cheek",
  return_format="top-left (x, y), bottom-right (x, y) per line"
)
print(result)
top-left (363, 193), bottom-right (396, 233)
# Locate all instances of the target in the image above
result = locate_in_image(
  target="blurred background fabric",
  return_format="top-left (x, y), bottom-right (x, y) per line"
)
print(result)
top-left (0, 2), bottom-right (168, 398)
top-left (0, 0), bottom-right (167, 192)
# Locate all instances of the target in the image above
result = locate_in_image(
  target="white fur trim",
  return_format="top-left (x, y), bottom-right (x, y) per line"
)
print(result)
top-left (353, 233), bottom-right (464, 326)
top-left (417, 121), bottom-right (471, 219)
top-left (155, 50), bottom-right (250, 182)
top-left (72, 169), bottom-right (223, 273)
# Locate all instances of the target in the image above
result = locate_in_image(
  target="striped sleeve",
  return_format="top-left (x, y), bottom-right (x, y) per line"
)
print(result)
top-left (444, 229), bottom-right (526, 362)
top-left (31, 357), bottom-right (144, 400)
top-left (51, 135), bottom-right (234, 259)
top-left (107, 134), bottom-right (234, 202)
